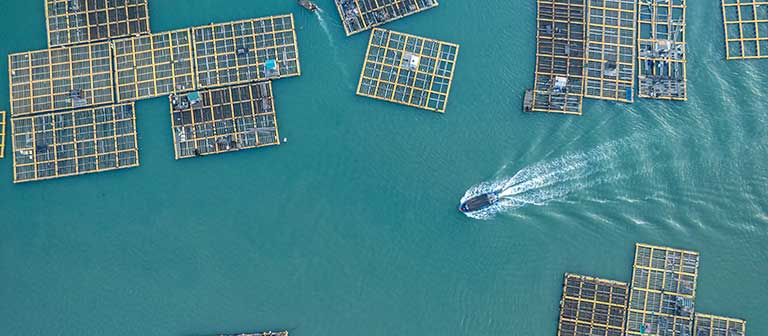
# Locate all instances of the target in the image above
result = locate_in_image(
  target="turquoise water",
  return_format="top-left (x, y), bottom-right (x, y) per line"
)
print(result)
top-left (1, 0), bottom-right (766, 335)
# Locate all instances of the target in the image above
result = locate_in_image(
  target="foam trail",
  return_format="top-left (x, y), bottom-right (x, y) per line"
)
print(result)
top-left (460, 136), bottom-right (646, 220)
top-left (315, 8), bottom-right (352, 82)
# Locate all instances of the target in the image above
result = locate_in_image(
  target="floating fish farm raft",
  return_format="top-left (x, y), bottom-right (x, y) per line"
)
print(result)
top-left (44, 0), bottom-right (150, 47)
top-left (720, 0), bottom-right (768, 60)
top-left (9, 42), bottom-right (115, 116)
top-left (357, 28), bottom-right (458, 113)
top-left (557, 274), bottom-right (628, 336)
top-left (525, 0), bottom-right (686, 115)
top-left (584, 0), bottom-right (637, 102)
top-left (169, 82), bottom-right (279, 159)
top-left (0, 111), bottom-right (5, 159)
top-left (694, 313), bottom-right (746, 336)
top-left (192, 15), bottom-right (301, 88)
top-left (528, 0), bottom-right (587, 115)
top-left (217, 331), bottom-right (288, 336)
top-left (556, 243), bottom-right (746, 336)
top-left (11, 103), bottom-right (139, 183)
top-left (334, 0), bottom-right (439, 36)
top-left (8, 2), bottom-right (300, 182)
top-left (637, 0), bottom-right (687, 100)
top-left (113, 28), bottom-right (196, 102)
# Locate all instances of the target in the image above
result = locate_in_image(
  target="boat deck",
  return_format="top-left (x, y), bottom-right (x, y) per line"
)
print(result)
top-left (721, 0), bottom-right (768, 59)
top-left (557, 273), bottom-right (628, 336)
top-left (694, 313), bottom-right (746, 336)
top-left (357, 28), bottom-right (458, 113)
top-left (11, 103), bottom-right (139, 183)
top-left (8, 42), bottom-right (115, 117)
top-left (44, 0), bottom-right (151, 47)
top-left (626, 243), bottom-right (699, 336)
top-left (334, 0), bottom-right (439, 36)
top-left (529, 0), bottom-right (587, 115)
top-left (637, 0), bottom-right (687, 100)
top-left (113, 28), bottom-right (197, 102)
top-left (0, 111), bottom-right (5, 159)
top-left (192, 14), bottom-right (300, 89)
top-left (170, 82), bottom-right (279, 159)
top-left (584, 0), bottom-right (637, 102)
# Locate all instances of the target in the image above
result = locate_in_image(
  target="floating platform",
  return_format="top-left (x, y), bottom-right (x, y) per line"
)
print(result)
top-left (637, 0), bottom-right (687, 100)
top-left (192, 14), bottom-right (300, 89)
top-left (357, 28), bottom-right (458, 113)
top-left (169, 82), bottom-right (279, 159)
top-left (0, 111), bottom-right (5, 159)
top-left (528, 0), bottom-right (587, 115)
top-left (113, 28), bottom-right (196, 102)
top-left (334, 0), bottom-right (439, 36)
top-left (44, 0), bottom-right (151, 47)
top-left (11, 103), bottom-right (139, 183)
top-left (557, 273), bottom-right (628, 336)
top-left (721, 0), bottom-right (768, 59)
top-left (8, 42), bottom-right (115, 117)
top-left (584, 0), bottom-right (637, 102)
top-left (694, 313), bottom-right (746, 336)
top-left (626, 243), bottom-right (699, 336)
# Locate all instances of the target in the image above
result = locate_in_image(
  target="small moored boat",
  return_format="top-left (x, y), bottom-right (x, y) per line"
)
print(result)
top-left (297, 0), bottom-right (318, 11)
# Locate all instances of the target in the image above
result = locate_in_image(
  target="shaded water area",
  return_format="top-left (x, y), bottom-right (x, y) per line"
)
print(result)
top-left (1, 0), bottom-right (766, 335)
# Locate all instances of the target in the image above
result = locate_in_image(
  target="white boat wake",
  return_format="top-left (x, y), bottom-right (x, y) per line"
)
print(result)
top-left (460, 136), bottom-right (646, 220)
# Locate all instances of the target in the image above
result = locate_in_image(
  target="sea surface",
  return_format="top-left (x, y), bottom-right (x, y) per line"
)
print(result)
top-left (1, 1), bottom-right (766, 335)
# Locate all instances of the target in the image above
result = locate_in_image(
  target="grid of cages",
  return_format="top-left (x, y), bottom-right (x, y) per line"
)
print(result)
top-left (192, 14), bottom-right (300, 89)
top-left (334, 0), bottom-right (440, 36)
top-left (113, 28), bottom-right (196, 102)
top-left (169, 82), bottom-right (279, 159)
top-left (694, 314), bottom-right (746, 336)
top-left (8, 42), bottom-right (114, 117)
top-left (1, 111), bottom-right (6, 159)
top-left (637, 0), bottom-right (687, 100)
top-left (626, 243), bottom-right (700, 336)
top-left (721, 0), bottom-right (768, 59)
top-left (356, 28), bottom-right (459, 113)
top-left (557, 273), bottom-right (629, 336)
top-left (11, 103), bottom-right (139, 183)
top-left (530, 0), bottom-right (587, 115)
top-left (584, 0), bottom-right (637, 102)
top-left (45, 0), bottom-right (151, 47)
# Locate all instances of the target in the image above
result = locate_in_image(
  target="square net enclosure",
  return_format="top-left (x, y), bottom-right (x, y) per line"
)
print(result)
top-left (192, 14), bottom-right (300, 89)
top-left (637, 0), bottom-right (687, 100)
top-left (721, 0), bottom-right (768, 59)
top-left (529, 0), bottom-right (587, 115)
top-left (357, 28), bottom-right (459, 113)
top-left (334, 0), bottom-right (439, 36)
top-left (558, 273), bottom-right (629, 336)
top-left (11, 103), bottom-right (139, 183)
top-left (694, 313), bottom-right (746, 336)
top-left (9, 42), bottom-right (114, 117)
top-left (627, 243), bottom-right (699, 336)
top-left (169, 82), bottom-right (279, 159)
top-left (0, 111), bottom-right (6, 159)
top-left (45, 0), bottom-right (151, 47)
top-left (584, 0), bottom-right (637, 102)
top-left (113, 28), bottom-right (196, 102)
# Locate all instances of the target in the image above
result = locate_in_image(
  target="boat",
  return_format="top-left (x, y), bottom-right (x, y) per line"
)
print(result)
top-left (459, 192), bottom-right (499, 213)
top-left (297, 0), bottom-right (318, 11)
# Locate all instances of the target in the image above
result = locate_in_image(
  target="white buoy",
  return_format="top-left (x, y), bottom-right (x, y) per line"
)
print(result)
top-left (283, 137), bottom-right (288, 143)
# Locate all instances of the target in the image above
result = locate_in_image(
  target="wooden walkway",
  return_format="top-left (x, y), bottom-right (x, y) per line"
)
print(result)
top-left (584, 0), bottom-right (637, 102)
top-left (637, 0), bottom-right (687, 100)
top-left (44, 0), bottom-right (151, 47)
top-left (694, 313), bottom-right (746, 336)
